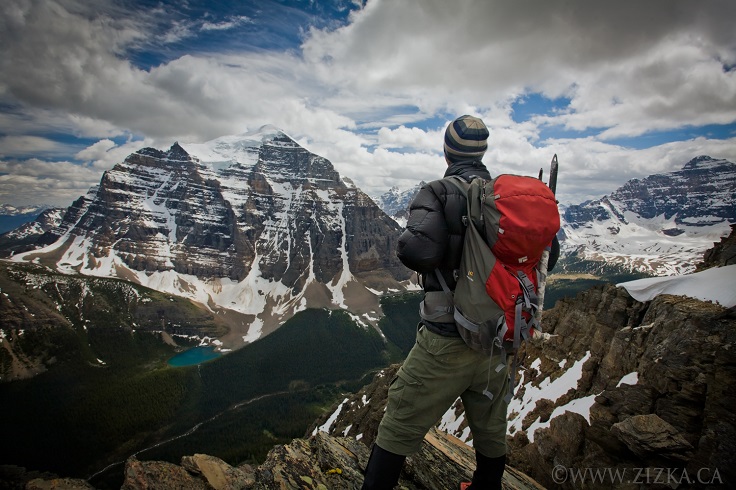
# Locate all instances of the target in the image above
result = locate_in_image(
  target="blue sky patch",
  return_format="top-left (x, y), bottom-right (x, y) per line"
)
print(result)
top-left (125, 0), bottom-right (359, 69)
top-left (536, 125), bottom-right (604, 143)
top-left (512, 93), bottom-right (572, 123)
top-left (604, 123), bottom-right (736, 150)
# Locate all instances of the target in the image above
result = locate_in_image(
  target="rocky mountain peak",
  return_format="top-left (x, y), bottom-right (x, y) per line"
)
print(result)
top-left (682, 154), bottom-right (724, 170)
top-left (560, 155), bottom-right (736, 275)
top-left (254, 132), bottom-right (340, 183)
top-left (592, 155), bottom-right (735, 223)
top-left (6, 127), bottom-right (412, 348)
top-left (374, 181), bottom-right (426, 226)
top-left (133, 142), bottom-right (195, 166)
top-left (168, 141), bottom-right (190, 160)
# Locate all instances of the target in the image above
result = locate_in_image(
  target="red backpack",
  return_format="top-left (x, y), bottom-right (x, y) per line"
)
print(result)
top-left (435, 174), bottom-right (560, 376)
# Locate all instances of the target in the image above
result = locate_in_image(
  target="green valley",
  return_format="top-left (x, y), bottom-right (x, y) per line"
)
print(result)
top-left (0, 262), bottom-right (421, 489)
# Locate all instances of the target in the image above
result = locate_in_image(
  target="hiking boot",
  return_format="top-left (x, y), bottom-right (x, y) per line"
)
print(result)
top-left (361, 444), bottom-right (406, 490)
top-left (462, 452), bottom-right (505, 489)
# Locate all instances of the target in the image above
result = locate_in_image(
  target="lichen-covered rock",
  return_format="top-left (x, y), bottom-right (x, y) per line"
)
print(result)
top-left (25, 478), bottom-right (95, 490)
top-left (253, 432), bottom-right (369, 489)
top-left (121, 457), bottom-right (208, 490)
top-left (181, 453), bottom-right (255, 489)
top-left (611, 414), bottom-right (694, 462)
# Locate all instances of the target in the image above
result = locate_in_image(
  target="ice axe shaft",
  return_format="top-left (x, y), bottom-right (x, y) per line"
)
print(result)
top-left (534, 154), bottom-right (559, 332)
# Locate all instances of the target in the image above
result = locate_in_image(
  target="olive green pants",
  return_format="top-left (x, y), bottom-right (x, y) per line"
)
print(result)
top-left (376, 325), bottom-right (509, 458)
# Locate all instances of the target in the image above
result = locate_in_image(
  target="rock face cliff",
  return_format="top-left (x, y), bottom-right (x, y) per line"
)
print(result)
top-left (7, 127), bottom-right (412, 348)
top-left (697, 224), bottom-right (736, 271)
top-left (564, 156), bottom-right (735, 230)
top-left (509, 285), bottom-right (734, 488)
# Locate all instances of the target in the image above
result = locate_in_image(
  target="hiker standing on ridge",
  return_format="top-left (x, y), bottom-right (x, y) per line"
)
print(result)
top-left (361, 115), bottom-right (559, 490)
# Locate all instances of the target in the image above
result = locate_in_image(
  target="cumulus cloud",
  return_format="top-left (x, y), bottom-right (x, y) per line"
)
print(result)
top-left (0, 0), bottom-right (734, 207)
top-left (377, 126), bottom-right (442, 151)
top-left (0, 136), bottom-right (159, 207)
top-left (303, 0), bottom-right (736, 128)
top-left (75, 138), bottom-right (155, 170)
top-left (0, 158), bottom-right (103, 206)
top-left (0, 136), bottom-right (64, 157)
top-left (74, 139), bottom-right (116, 162)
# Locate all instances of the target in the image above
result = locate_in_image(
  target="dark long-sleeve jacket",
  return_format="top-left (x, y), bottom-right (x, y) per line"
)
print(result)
top-left (397, 159), bottom-right (559, 336)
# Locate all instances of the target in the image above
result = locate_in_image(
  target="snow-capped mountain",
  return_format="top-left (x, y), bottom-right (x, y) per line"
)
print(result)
top-left (374, 156), bottom-right (735, 276)
top-left (10, 127), bottom-right (413, 347)
top-left (0, 207), bottom-right (66, 255)
top-left (561, 156), bottom-right (736, 275)
top-left (0, 204), bottom-right (53, 234)
top-left (373, 182), bottom-right (424, 226)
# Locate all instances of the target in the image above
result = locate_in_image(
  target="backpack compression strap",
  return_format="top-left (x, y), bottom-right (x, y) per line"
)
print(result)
top-left (506, 270), bottom-right (543, 402)
top-left (434, 268), bottom-right (489, 334)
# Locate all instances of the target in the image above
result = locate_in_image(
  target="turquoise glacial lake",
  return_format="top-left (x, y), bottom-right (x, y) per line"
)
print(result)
top-left (168, 346), bottom-right (222, 367)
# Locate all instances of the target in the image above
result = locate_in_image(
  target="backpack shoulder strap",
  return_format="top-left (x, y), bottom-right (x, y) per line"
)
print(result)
top-left (434, 268), bottom-right (454, 306)
top-left (442, 175), bottom-right (470, 194)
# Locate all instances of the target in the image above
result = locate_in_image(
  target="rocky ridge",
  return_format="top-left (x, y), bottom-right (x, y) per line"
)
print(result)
top-left (508, 284), bottom-right (735, 488)
top-left (15, 423), bottom-right (543, 490)
top-left (564, 156), bottom-right (735, 230)
top-left (0, 205), bottom-right (64, 238)
top-left (697, 224), bottom-right (736, 271)
top-left (0, 261), bottom-right (224, 382)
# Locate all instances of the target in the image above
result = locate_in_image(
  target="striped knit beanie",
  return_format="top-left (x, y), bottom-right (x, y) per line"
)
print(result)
top-left (444, 115), bottom-right (489, 163)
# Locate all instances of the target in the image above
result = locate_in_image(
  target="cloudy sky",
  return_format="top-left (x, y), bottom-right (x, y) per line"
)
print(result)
top-left (1, 0), bottom-right (735, 208)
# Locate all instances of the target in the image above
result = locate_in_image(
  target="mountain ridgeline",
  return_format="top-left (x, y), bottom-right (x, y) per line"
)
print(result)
top-left (4, 128), bottom-right (413, 348)
top-left (564, 156), bottom-right (734, 229)
top-left (559, 156), bottom-right (736, 276)
top-left (373, 182), bottom-right (425, 227)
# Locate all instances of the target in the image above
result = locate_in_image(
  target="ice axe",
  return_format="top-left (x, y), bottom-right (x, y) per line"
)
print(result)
top-left (534, 154), bottom-right (559, 330)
